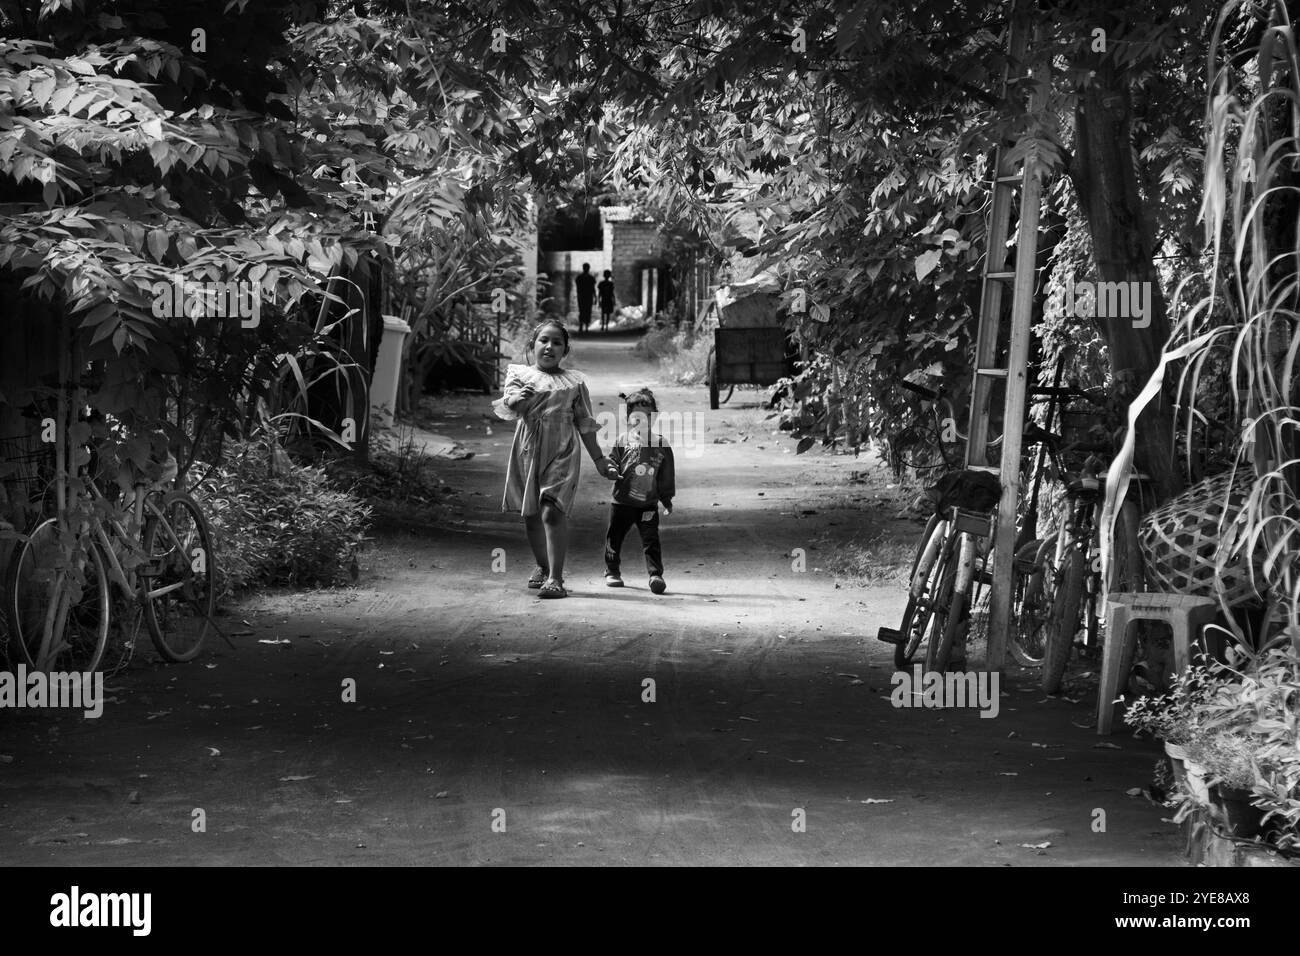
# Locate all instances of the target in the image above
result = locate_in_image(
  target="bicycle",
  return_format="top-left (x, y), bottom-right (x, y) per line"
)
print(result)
top-left (878, 375), bottom-right (1110, 672)
top-left (4, 465), bottom-right (216, 672)
top-left (1036, 456), bottom-right (1149, 694)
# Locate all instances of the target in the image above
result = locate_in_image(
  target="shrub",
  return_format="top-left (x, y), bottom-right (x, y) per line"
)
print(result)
top-left (632, 323), bottom-right (712, 385)
top-left (197, 434), bottom-right (371, 597)
top-left (324, 426), bottom-right (448, 525)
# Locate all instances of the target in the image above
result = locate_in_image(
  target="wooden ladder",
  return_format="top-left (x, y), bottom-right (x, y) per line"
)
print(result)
top-left (966, 3), bottom-right (1050, 670)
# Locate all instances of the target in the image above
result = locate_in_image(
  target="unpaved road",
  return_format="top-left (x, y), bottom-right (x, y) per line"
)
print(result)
top-left (0, 333), bottom-right (1184, 866)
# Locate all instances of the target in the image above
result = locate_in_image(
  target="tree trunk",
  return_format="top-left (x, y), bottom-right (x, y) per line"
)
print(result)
top-left (1070, 48), bottom-right (1184, 504)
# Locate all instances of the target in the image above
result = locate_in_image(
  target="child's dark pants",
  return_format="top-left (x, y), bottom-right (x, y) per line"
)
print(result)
top-left (605, 503), bottom-right (663, 576)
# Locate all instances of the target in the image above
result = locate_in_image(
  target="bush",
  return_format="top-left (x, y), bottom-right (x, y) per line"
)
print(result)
top-left (633, 323), bottom-right (713, 385)
top-left (324, 426), bottom-right (448, 526)
top-left (197, 434), bottom-right (371, 597)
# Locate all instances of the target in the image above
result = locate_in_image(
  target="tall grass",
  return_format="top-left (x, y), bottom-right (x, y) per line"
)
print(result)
top-left (1103, 0), bottom-right (1300, 649)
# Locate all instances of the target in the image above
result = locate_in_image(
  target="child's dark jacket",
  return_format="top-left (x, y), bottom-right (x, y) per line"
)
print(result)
top-left (609, 432), bottom-right (675, 507)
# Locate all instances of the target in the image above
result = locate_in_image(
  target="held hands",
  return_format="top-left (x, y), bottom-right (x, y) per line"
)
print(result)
top-left (595, 456), bottom-right (618, 480)
top-left (662, 501), bottom-right (673, 516)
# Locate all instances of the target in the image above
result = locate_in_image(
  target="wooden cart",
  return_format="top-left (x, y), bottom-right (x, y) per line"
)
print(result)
top-left (703, 276), bottom-right (797, 410)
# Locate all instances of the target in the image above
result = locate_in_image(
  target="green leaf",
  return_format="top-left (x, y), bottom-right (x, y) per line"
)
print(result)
top-left (146, 229), bottom-right (169, 261)
top-left (914, 249), bottom-right (941, 281)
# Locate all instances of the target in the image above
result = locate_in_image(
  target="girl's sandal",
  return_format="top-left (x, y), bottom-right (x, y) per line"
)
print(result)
top-left (527, 567), bottom-right (548, 589)
top-left (537, 578), bottom-right (567, 599)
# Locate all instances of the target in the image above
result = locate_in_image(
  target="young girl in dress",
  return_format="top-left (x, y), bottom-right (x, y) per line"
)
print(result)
top-left (492, 320), bottom-right (616, 598)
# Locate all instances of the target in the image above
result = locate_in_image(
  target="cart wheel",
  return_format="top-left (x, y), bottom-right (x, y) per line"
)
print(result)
top-left (708, 348), bottom-right (720, 410)
top-left (721, 385), bottom-right (735, 405)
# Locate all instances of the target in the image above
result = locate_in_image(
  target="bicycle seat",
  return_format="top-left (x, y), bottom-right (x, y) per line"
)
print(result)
top-left (128, 452), bottom-right (178, 492)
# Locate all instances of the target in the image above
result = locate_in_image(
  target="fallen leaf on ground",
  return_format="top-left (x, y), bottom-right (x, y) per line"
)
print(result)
top-left (280, 775), bottom-right (314, 782)
top-left (1019, 841), bottom-right (1051, 850)
top-left (206, 747), bottom-right (220, 757)
top-left (860, 798), bottom-right (894, 804)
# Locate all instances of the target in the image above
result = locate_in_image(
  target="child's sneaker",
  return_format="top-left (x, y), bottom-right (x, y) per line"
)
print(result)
top-left (649, 575), bottom-right (667, 594)
top-left (605, 572), bottom-right (624, 587)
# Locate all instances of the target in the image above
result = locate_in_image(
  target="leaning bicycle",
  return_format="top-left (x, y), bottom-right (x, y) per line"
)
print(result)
top-left (4, 467), bottom-right (216, 672)
top-left (1036, 456), bottom-right (1148, 694)
top-left (878, 376), bottom-right (1109, 672)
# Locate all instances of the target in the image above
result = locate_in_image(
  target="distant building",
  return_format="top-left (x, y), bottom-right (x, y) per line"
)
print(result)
top-left (539, 205), bottom-right (670, 321)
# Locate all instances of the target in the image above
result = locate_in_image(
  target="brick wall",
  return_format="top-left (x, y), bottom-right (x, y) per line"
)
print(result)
top-left (609, 221), bottom-right (659, 307)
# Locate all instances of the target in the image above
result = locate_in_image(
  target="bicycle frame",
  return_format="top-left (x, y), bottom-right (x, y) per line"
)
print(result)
top-left (79, 477), bottom-right (189, 605)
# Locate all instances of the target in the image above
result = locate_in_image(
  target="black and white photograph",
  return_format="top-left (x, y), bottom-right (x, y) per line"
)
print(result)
top-left (0, 0), bottom-right (1297, 915)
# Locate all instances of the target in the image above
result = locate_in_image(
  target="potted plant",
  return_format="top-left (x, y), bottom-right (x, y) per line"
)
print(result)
top-left (1125, 664), bottom-right (1218, 801)
top-left (1183, 729), bottom-right (1265, 838)
top-left (1165, 642), bottom-right (1299, 853)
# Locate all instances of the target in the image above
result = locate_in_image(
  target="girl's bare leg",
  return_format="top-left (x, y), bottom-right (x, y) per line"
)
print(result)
top-left (541, 501), bottom-right (568, 582)
top-left (524, 514), bottom-right (548, 573)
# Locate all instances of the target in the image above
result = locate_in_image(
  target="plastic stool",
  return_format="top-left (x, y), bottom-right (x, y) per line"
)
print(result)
top-left (1096, 592), bottom-right (1221, 735)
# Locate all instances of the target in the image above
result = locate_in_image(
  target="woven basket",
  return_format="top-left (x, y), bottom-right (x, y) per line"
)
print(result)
top-left (1138, 469), bottom-right (1264, 607)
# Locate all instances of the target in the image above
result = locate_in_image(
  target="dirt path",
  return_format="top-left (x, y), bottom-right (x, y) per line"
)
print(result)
top-left (0, 333), bottom-right (1184, 866)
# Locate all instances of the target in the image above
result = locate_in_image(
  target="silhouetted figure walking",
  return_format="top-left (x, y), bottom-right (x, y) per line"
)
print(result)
top-left (575, 263), bottom-right (596, 333)
top-left (598, 270), bottom-right (615, 331)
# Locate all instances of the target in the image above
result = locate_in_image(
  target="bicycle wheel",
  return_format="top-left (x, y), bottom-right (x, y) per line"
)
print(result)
top-left (895, 514), bottom-right (945, 669)
top-left (1010, 534), bottom-right (1058, 667)
top-left (1112, 500), bottom-right (1145, 593)
top-left (142, 491), bottom-right (215, 662)
top-left (4, 518), bottom-right (110, 672)
top-left (921, 548), bottom-right (959, 673)
top-left (1041, 547), bottom-right (1085, 694)
top-left (929, 537), bottom-right (974, 673)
